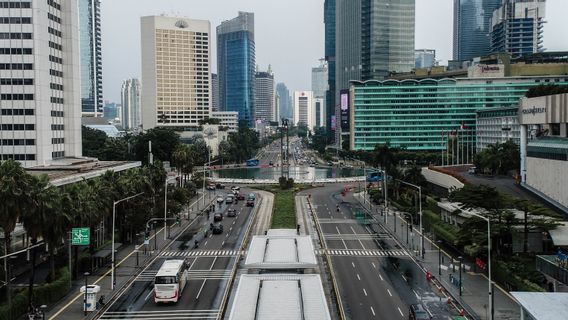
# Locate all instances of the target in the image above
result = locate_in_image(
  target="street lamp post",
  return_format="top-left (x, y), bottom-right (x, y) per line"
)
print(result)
top-left (437, 240), bottom-right (443, 276)
top-left (396, 179), bottom-right (424, 259)
top-left (458, 256), bottom-right (463, 296)
top-left (83, 272), bottom-right (89, 316)
top-left (468, 211), bottom-right (493, 320)
top-left (111, 192), bottom-right (143, 290)
top-left (164, 176), bottom-right (177, 241)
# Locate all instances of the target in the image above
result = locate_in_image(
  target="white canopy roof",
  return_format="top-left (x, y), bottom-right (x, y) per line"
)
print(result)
top-left (245, 233), bottom-right (317, 269)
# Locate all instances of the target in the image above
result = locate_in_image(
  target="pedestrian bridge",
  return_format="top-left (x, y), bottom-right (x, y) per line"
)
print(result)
top-left (209, 176), bottom-right (365, 185)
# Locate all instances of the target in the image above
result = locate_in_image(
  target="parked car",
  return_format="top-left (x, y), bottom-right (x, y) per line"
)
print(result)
top-left (227, 209), bottom-right (237, 217)
top-left (216, 183), bottom-right (225, 189)
top-left (216, 197), bottom-right (224, 204)
top-left (207, 183), bottom-right (216, 190)
top-left (212, 224), bottom-right (224, 234)
top-left (468, 167), bottom-right (477, 174)
top-left (409, 304), bottom-right (431, 320)
top-left (213, 212), bottom-right (223, 222)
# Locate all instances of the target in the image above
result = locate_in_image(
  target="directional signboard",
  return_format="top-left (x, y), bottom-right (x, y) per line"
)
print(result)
top-left (71, 227), bottom-right (90, 246)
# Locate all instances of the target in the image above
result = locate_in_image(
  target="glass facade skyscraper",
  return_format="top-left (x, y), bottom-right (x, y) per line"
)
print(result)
top-left (324, 0), bottom-right (336, 132)
top-left (453, 0), bottom-right (502, 61)
top-left (79, 0), bottom-right (103, 116)
top-left (276, 83), bottom-right (293, 121)
top-left (217, 12), bottom-right (256, 127)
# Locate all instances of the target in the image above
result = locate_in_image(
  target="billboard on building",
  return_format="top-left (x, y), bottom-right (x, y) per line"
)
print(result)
top-left (331, 115), bottom-right (336, 131)
top-left (340, 90), bottom-right (349, 130)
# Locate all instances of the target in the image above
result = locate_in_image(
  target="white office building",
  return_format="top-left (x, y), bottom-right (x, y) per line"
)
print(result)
top-left (211, 111), bottom-right (238, 132)
top-left (141, 16), bottom-right (211, 130)
top-left (0, 0), bottom-right (82, 166)
top-left (476, 106), bottom-right (520, 152)
top-left (519, 93), bottom-right (568, 214)
top-left (121, 78), bottom-right (141, 131)
top-left (254, 68), bottom-right (275, 122)
top-left (293, 91), bottom-right (315, 130)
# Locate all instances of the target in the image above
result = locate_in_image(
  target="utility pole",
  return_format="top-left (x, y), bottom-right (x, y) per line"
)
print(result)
top-left (285, 119), bottom-right (290, 179)
top-left (280, 120), bottom-right (284, 178)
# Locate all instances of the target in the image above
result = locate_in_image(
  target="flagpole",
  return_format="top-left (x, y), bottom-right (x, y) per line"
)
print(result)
top-left (441, 131), bottom-right (444, 167)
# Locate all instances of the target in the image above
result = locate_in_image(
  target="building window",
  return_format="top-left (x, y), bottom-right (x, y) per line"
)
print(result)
top-left (0, 124), bottom-right (35, 130)
top-left (52, 151), bottom-right (64, 159)
top-left (0, 48), bottom-right (32, 55)
top-left (0, 78), bottom-right (33, 85)
top-left (50, 124), bottom-right (64, 130)
top-left (47, 0), bottom-right (61, 10)
top-left (0, 63), bottom-right (33, 70)
top-left (47, 27), bottom-right (61, 37)
top-left (49, 55), bottom-right (63, 64)
top-left (1, 139), bottom-right (35, 146)
top-left (48, 41), bottom-right (62, 51)
top-left (0, 17), bottom-right (31, 24)
top-left (0, 94), bottom-right (34, 100)
top-left (0, 33), bottom-right (32, 40)
top-left (0, 2), bottom-right (31, 8)
top-left (50, 97), bottom-right (64, 104)
top-left (1, 154), bottom-right (36, 161)
top-left (51, 138), bottom-right (64, 144)
top-left (49, 69), bottom-right (63, 77)
top-left (47, 13), bottom-right (61, 23)
top-left (1, 109), bottom-right (34, 115)
top-left (50, 110), bottom-right (64, 117)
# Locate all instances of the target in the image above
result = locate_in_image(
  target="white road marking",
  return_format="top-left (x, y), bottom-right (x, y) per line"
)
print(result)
top-left (335, 226), bottom-right (348, 249)
top-left (196, 256), bottom-right (217, 300)
top-left (401, 275), bottom-right (407, 282)
top-left (204, 241), bottom-right (208, 246)
top-left (387, 289), bottom-right (392, 297)
top-left (357, 274), bottom-right (361, 281)
top-left (363, 288), bottom-right (368, 296)
top-left (398, 307), bottom-right (404, 317)
top-left (413, 289), bottom-right (419, 298)
top-left (372, 262), bottom-right (377, 269)
top-left (370, 306), bottom-right (376, 316)
top-left (379, 274), bottom-right (384, 281)
top-left (352, 262), bottom-right (356, 268)
top-left (221, 241), bottom-right (225, 247)
top-left (144, 289), bottom-right (153, 302)
top-left (350, 225), bottom-right (366, 249)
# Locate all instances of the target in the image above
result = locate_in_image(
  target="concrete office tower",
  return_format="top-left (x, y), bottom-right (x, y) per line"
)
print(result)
top-left (141, 16), bottom-right (211, 130)
top-left (453, 0), bottom-right (502, 61)
top-left (312, 62), bottom-right (328, 128)
top-left (294, 91), bottom-right (315, 129)
top-left (324, 0), bottom-right (336, 132)
top-left (211, 73), bottom-right (219, 112)
top-left (121, 79), bottom-right (142, 131)
top-left (78, 0), bottom-right (103, 117)
top-left (491, 0), bottom-right (546, 58)
top-left (315, 98), bottom-right (325, 128)
top-left (254, 67), bottom-right (275, 122)
top-left (415, 49), bottom-right (436, 69)
top-left (0, 0), bottom-right (82, 166)
top-left (217, 12), bottom-right (256, 127)
top-left (276, 83), bottom-right (293, 122)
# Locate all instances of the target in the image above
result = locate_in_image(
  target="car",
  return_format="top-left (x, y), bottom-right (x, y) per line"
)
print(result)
top-left (237, 194), bottom-right (245, 200)
top-left (216, 183), bottom-right (225, 189)
top-left (225, 196), bottom-right (234, 204)
top-left (216, 197), bottom-right (224, 204)
top-left (248, 193), bottom-right (256, 200)
top-left (409, 304), bottom-right (431, 320)
top-left (207, 183), bottom-right (216, 190)
top-left (232, 189), bottom-right (239, 195)
top-left (246, 199), bottom-right (254, 207)
top-left (468, 167), bottom-right (477, 174)
top-left (212, 223), bottom-right (223, 234)
top-left (231, 186), bottom-right (240, 191)
top-left (227, 209), bottom-right (237, 217)
top-left (269, 161), bottom-right (274, 166)
top-left (213, 212), bottom-right (223, 222)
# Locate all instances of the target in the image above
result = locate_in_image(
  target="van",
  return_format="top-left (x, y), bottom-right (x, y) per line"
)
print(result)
top-left (409, 304), bottom-right (431, 320)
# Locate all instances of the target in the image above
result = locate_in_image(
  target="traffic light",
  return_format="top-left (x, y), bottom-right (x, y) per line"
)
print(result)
top-left (176, 215), bottom-right (181, 225)
top-left (144, 229), bottom-right (150, 241)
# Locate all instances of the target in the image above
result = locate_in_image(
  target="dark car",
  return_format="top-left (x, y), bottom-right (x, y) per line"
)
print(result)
top-left (227, 209), bottom-right (237, 217)
top-left (212, 224), bottom-right (223, 234)
top-left (409, 304), bottom-right (431, 320)
top-left (237, 194), bottom-right (245, 200)
top-left (213, 212), bottom-right (223, 222)
top-left (246, 199), bottom-right (254, 207)
top-left (216, 183), bottom-right (225, 189)
top-left (269, 161), bottom-right (274, 166)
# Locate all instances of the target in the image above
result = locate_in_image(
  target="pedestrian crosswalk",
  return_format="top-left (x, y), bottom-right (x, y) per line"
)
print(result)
top-left (134, 269), bottom-right (233, 282)
top-left (317, 249), bottom-right (408, 257)
top-left (100, 309), bottom-right (219, 319)
top-left (159, 249), bottom-right (245, 258)
top-left (134, 270), bottom-right (159, 282)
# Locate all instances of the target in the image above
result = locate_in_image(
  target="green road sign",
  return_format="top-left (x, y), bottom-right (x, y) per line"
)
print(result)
top-left (72, 228), bottom-right (90, 246)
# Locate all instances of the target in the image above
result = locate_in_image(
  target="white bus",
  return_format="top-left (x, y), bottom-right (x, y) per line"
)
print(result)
top-left (154, 259), bottom-right (189, 303)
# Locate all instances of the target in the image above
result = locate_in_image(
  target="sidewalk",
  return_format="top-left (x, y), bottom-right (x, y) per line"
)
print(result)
top-left (354, 193), bottom-right (521, 320)
top-left (45, 192), bottom-right (216, 320)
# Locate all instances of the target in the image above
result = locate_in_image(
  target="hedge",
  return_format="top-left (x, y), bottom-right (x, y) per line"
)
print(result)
top-left (0, 267), bottom-right (71, 320)
top-left (423, 209), bottom-right (459, 244)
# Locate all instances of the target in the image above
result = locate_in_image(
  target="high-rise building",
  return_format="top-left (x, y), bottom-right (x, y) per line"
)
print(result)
top-left (254, 67), bottom-right (275, 122)
top-left (79, 0), bottom-right (103, 117)
top-left (415, 49), bottom-right (436, 69)
top-left (141, 16), bottom-right (211, 130)
top-left (490, 0), bottom-right (546, 59)
top-left (103, 102), bottom-right (119, 121)
top-left (315, 98), bottom-right (325, 128)
top-left (324, 0), bottom-right (336, 134)
top-left (121, 79), bottom-right (142, 131)
top-left (217, 12), bottom-right (256, 127)
top-left (0, 0), bottom-right (82, 166)
top-left (276, 83), bottom-right (292, 122)
top-left (211, 73), bottom-right (219, 112)
top-left (293, 91), bottom-right (315, 129)
top-left (312, 62), bottom-right (328, 128)
top-left (453, 0), bottom-right (502, 61)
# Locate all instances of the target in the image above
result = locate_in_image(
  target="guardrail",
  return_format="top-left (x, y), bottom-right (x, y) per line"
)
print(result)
top-left (210, 177), bottom-right (365, 185)
top-left (307, 196), bottom-right (347, 320)
top-left (216, 195), bottom-right (263, 320)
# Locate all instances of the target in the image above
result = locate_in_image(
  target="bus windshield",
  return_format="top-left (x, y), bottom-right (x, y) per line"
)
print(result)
top-left (155, 276), bottom-right (177, 284)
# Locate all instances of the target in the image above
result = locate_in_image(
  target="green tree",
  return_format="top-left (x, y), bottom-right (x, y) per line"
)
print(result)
top-left (133, 128), bottom-right (180, 164)
top-left (81, 126), bottom-right (107, 158)
top-left (310, 127), bottom-right (328, 155)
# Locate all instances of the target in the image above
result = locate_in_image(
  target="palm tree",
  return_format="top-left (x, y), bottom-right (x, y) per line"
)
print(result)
top-left (0, 160), bottom-right (32, 298)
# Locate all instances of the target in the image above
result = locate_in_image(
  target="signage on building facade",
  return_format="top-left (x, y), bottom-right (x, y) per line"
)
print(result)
top-left (340, 90), bottom-right (349, 130)
top-left (521, 106), bottom-right (546, 116)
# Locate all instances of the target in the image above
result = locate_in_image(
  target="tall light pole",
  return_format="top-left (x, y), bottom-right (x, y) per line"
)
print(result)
top-left (468, 211), bottom-right (493, 320)
top-left (112, 192), bottom-right (144, 290)
top-left (164, 176), bottom-right (177, 241)
top-left (83, 272), bottom-right (89, 315)
top-left (396, 179), bottom-right (423, 258)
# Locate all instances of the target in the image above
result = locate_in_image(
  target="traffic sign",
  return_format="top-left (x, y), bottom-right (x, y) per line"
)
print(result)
top-left (71, 227), bottom-right (90, 246)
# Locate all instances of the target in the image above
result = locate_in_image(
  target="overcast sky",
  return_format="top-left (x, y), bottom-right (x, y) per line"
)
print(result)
top-left (101, 0), bottom-right (567, 103)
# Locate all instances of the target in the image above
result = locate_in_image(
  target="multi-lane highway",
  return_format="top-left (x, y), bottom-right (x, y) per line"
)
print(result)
top-left (98, 188), bottom-right (258, 320)
top-left (305, 185), bottom-right (455, 319)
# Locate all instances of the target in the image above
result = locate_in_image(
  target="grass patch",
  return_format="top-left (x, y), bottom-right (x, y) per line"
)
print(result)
top-left (254, 184), bottom-right (314, 229)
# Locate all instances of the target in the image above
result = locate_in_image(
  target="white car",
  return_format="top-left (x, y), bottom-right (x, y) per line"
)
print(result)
top-left (216, 197), bottom-right (224, 203)
top-left (231, 186), bottom-right (240, 191)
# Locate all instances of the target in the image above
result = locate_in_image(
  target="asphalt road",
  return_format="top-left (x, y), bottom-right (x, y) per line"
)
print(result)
top-left (99, 188), bottom-right (258, 320)
top-left (305, 185), bottom-right (456, 320)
